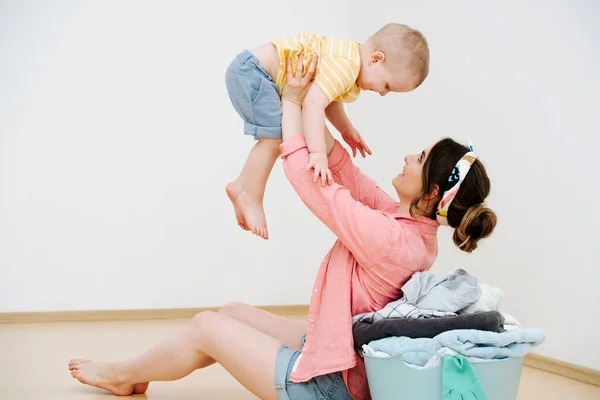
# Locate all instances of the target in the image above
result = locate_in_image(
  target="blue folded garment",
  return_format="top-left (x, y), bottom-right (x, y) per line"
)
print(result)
top-left (365, 328), bottom-right (547, 366)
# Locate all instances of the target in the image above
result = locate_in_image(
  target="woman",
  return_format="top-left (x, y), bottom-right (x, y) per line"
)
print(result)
top-left (69, 55), bottom-right (497, 400)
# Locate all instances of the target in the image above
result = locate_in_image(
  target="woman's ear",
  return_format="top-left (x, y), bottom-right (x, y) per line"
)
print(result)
top-left (422, 185), bottom-right (440, 211)
top-left (424, 185), bottom-right (440, 202)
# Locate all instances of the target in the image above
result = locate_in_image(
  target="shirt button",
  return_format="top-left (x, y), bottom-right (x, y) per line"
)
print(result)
top-left (314, 288), bottom-right (319, 293)
top-left (309, 318), bottom-right (315, 323)
top-left (302, 348), bottom-right (307, 352)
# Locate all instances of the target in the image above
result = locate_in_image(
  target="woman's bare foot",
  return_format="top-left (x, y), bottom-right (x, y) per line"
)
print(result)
top-left (68, 359), bottom-right (149, 396)
top-left (132, 382), bottom-right (149, 395)
top-left (226, 180), bottom-right (268, 239)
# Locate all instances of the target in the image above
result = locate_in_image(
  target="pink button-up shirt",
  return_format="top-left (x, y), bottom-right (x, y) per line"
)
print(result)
top-left (280, 134), bottom-right (439, 400)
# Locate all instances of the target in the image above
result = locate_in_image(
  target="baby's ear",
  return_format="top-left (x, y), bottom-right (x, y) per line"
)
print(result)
top-left (369, 51), bottom-right (386, 65)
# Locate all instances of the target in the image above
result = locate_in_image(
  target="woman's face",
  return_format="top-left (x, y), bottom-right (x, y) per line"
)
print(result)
top-left (392, 146), bottom-right (432, 203)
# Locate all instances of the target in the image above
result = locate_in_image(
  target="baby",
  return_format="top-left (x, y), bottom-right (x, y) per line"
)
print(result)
top-left (225, 23), bottom-right (429, 239)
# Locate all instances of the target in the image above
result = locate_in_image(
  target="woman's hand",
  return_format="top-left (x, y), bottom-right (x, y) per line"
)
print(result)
top-left (281, 52), bottom-right (318, 105)
top-left (280, 52), bottom-right (332, 185)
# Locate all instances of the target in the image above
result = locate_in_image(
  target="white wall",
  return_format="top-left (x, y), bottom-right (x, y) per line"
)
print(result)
top-left (0, 0), bottom-right (347, 311)
top-left (348, 0), bottom-right (600, 370)
top-left (2, 0), bottom-right (599, 371)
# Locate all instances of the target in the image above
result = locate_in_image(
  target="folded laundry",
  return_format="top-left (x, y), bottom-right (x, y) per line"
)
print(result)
top-left (353, 269), bottom-right (480, 324)
top-left (362, 328), bottom-right (547, 366)
top-left (353, 311), bottom-right (504, 348)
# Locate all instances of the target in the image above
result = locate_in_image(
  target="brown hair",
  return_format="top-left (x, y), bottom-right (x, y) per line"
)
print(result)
top-left (410, 138), bottom-right (497, 252)
top-left (368, 23), bottom-right (430, 88)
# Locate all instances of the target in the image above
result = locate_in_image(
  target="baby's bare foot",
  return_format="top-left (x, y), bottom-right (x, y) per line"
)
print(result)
top-left (226, 181), bottom-right (250, 231)
top-left (226, 181), bottom-right (268, 239)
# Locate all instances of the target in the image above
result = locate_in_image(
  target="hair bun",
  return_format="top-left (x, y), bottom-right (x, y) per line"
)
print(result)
top-left (453, 203), bottom-right (497, 253)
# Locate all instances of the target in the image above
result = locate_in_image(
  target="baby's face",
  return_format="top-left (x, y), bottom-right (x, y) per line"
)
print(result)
top-left (357, 52), bottom-right (415, 96)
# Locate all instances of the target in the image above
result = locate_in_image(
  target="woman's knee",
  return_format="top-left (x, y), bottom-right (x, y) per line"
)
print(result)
top-left (191, 310), bottom-right (219, 326)
top-left (218, 302), bottom-right (249, 317)
top-left (186, 311), bottom-right (220, 343)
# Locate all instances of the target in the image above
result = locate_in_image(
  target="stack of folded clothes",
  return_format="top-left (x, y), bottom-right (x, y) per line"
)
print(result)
top-left (354, 269), bottom-right (547, 399)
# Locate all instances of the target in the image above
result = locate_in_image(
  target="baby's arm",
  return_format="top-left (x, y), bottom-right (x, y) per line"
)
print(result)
top-left (302, 85), bottom-right (332, 185)
top-left (325, 101), bottom-right (371, 158)
top-left (325, 101), bottom-right (352, 134)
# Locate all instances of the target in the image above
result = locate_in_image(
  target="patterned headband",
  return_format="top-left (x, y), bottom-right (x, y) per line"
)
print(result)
top-left (436, 137), bottom-right (479, 226)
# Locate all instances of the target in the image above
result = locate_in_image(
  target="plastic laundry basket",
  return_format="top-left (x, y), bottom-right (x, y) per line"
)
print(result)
top-left (364, 353), bottom-right (524, 400)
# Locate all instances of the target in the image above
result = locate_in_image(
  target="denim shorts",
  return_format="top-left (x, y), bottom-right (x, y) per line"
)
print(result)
top-left (275, 335), bottom-right (352, 400)
top-left (225, 49), bottom-right (282, 140)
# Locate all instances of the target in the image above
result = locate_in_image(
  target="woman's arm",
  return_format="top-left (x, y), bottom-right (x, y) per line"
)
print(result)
top-left (327, 140), bottom-right (398, 211)
top-left (281, 134), bottom-right (399, 269)
top-left (282, 97), bottom-right (336, 156)
top-left (280, 55), bottom-right (400, 269)
top-left (281, 57), bottom-right (396, 211)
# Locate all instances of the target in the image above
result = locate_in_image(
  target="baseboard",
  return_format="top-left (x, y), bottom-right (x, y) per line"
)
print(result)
top-left (524, 353), bottom-right (600, 387)
top-left (2, 306), bottom-right (597, 387)
top-left (0, 304), bottom-right (310, 324)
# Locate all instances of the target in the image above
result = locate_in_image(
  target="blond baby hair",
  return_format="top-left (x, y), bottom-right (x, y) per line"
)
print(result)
top-left (367, 23), bottom-right (430, 88)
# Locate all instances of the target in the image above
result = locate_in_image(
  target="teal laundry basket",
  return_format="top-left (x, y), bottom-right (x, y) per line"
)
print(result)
top-left (364, 354), bottom-right (524, 400)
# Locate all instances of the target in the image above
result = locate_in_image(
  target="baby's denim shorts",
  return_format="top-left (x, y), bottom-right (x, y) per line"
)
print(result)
top-left (275, 334), bottom-right (352, 400)
top-left (225, 50), bottom-right (282, 140)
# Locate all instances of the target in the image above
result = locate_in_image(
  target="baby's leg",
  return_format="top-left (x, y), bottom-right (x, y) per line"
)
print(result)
top-left (224, 50), bottom-right (281, 239)
top-left (226, 137), bottom-right (281, 239)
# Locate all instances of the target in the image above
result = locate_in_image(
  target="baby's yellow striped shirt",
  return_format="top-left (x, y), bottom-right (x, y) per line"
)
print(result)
top-left (272, 32), bottom-right (361, 103)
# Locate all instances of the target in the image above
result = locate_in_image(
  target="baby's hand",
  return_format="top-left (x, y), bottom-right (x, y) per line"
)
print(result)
top-left (342, 126), bottom-right (372, 158)
top-left (305, 152), bottom-right (333, 186)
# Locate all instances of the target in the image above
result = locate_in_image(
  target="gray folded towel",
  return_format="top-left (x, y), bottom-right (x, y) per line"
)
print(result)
top-left (353, 311), bottom-right (505, 349)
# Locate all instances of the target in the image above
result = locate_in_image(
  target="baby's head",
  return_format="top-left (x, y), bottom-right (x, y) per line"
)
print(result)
top-left (357, 23), bottom-right (429, 96)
